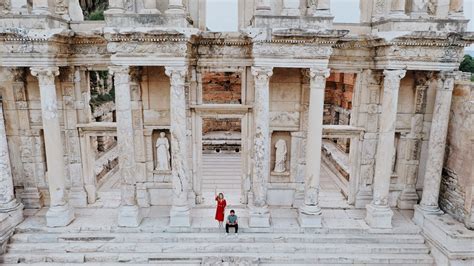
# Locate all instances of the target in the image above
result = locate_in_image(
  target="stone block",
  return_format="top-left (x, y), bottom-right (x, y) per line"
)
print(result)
top-left (365, 204), bottom-right (393, 229)
top-left (298, 212), bottom-right (322, 228)
top-left (46, 204), bottom-right (75, 227)
top-left (117, 205), bottom-right (143, 227)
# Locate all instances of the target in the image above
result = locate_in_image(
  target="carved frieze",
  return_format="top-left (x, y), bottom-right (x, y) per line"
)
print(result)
top-left (253, 43), bottom-right (332, 59)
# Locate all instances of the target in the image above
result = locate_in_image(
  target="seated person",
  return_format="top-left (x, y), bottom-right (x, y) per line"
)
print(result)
top-left (225, 210), bottom-right (238, 235)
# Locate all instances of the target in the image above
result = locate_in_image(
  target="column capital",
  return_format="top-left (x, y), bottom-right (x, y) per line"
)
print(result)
top-left (383, 69), bottom-right (406, 88)
top-left (165, 66), bottom-right (187, 86)
top-left (309, 67), bottom-right (330, 79)
top-left (438, 71), bottom-right (457, 91)
top-left (251, 66), bottom-right (273, 78)
top-left (108, 65), bottom-right (129, 75)
top-left (30, 66), bottom-right (59, 86)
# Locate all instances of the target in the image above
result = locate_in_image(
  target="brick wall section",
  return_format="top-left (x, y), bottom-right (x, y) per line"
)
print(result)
top-left (202, 118), bottom-right (241, 134)
top-left (202, 72), bottom-right (242, 104)
top-left (439, 78), bottom-right (473, 225)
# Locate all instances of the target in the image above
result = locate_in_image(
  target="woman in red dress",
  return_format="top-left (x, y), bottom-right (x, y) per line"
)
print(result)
top-left (215, 192), bottom-right (227, 229)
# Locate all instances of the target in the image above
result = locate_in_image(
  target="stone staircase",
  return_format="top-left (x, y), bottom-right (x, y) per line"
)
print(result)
top-left (1, 229), bottom-right (434, 265)
top-left (201, 153), bottom-right (242, 205)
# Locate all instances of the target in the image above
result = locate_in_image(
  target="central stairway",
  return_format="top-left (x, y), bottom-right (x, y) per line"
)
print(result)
top-left (201, 152), bottom-right (242, 206)
top-left (1, 229), bottom-right (434, 265)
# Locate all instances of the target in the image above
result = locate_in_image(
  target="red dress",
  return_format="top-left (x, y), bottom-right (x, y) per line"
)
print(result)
top-left (215, 197), bottom-right (227, 222)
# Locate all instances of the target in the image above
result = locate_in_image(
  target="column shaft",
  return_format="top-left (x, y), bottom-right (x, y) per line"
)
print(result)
top-left (165, 66), bottom-right (191, 227)
top-left (389, 0), bottom-right (408, 18)
top-left (419, 72), bottom-right (455, 211)
top-left (249, 66), bottom-right (273, 227)
top-left (109, 66), bottom-right (142, 227)
top-left (166, 0), bottom-right (185, 14)
top-left (31, 66), bottom-right (74, 227)
top-left (298, 68), bottom-right (329, 228)
top-left (365, 69), bottom-right (406, 229)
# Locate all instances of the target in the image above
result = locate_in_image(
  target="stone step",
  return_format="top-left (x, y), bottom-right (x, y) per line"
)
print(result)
top-left (9, 232), bottom-right (426, 245)
top-left (6, 241), bottom-right (430, 254)
top-left (202, 179), bottom-right (241, 184)
top-left (0, 251), bottom-right (434, 265)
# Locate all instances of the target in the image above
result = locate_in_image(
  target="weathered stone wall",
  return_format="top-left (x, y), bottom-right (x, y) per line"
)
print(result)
top-left (439, 77), bottom-right (473, 225)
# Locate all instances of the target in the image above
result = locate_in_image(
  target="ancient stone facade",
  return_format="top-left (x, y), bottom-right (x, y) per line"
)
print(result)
top-left (0, 0), bottom-right (473, 265)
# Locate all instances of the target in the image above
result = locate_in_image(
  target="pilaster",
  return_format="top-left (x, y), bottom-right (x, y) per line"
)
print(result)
top-left (365, 69), bottom-right (406, 229)
top-left (298, 67), bottom-right (329, 228)
top-left (109, 65), bottom-right (143, 227)
top-left (30, 66), bottom-right (75, 227)
top-left (249, 66), bottom-right (273, 228)
top-left (165, 66), bottom-right (191, 227)
top-left (414, 72), bottom-right (456, 226)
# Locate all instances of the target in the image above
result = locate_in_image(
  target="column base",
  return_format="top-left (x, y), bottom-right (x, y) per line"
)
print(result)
top-left (165, 8), bottom-right (185, 15)
top-left (118, 205), bottom-right (143, 227)
top-left (298, 205), bottom-right (322, 228)
top-left (410, 12), bottom-right (429, 19)
top-left (84, 185), bottom-right (97, 204)
top-left (69, 188), bottom-right (88, 208)
top-left (20, 188), bottom-right (43, 209)
top-left (365, 203), bottom-right (393, 229)
top-left (46, 204), bottom-right (75, 227)
top-left (169, 206), bottom-right (191, 227)
top-left (397, 188), bottom-right (419, 210)
top-left (248, 206), bottom-right (270, 228)
top-left (0, 201), bottom-right (24, 230)
top-left (355, 189), bottom-right (372, 209)
top-left (413, 204), bottom-right (444, 226)
top-left (389, 12), bottom-right (409, 19)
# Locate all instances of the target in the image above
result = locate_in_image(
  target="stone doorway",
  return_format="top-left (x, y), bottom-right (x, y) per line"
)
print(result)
top-left (192, 111), bottom-right (251, 207)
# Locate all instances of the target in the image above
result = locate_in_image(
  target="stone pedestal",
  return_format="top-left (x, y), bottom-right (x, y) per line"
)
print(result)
top-left (413, 204), bottom-right (444, 226)
top-left (31, 67), bottom-right (75, 227)
top-left (110, 66), bottom-right (143, 227)
top-left (365, 69), bottom-right (405, 229)
top-left (165, 66), bottom-right (191, 227)
top-left (418, 72), bottom-right (455, 214)
top-left (118, 205), bottom-right (143, 227)
top-left (249, 206), bottom-right (271, 228)
top-left (298, 68), bottom-right (329, 228)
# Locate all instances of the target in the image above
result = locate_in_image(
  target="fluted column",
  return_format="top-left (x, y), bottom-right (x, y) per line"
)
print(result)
top-left (414, 72), bottom-right (455, 225)
top-left (255, 0), bottom-right (271, 15)
top-left (365, 69), bottom-right (406, 229)
top-left (389, 0), bottom-right (408, 18)
top-left (249, 66), bottom-right (273, 228)
top-left (282, 0), bottom-right (300, 16)
top-left (109, 66), bottom-right (143, 227)
top-left (31, 67), bottom-right (75, 227)
top-left (298, 68), bottom-right (329, 228)
top-left (166, 0), bottom-right (185, 14)
top-left (0, 100), bottom-right (24, 222)
top-left (165, 66), bottom-right (191, 227)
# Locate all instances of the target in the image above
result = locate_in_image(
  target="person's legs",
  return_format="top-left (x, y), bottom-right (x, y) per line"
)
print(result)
top-left (225, 223), bottom-right (229, 233)
top-left (235, 224), bottom-right (238, 233)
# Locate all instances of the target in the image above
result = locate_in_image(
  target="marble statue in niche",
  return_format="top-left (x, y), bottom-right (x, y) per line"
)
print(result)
top-left (273, 139), bottom-right (287, 173)
top-left (155, 132), bottom-right (171, 171)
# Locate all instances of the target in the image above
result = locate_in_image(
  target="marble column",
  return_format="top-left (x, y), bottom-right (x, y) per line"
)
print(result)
top-left (414, 72), bottom-right (455, 225)
top-left (282, 0), bottom-right (300, 16)
top-left (165, 66), bottom-right (191, 227)
top-left (255, 0), bottom-right (271, 15)
top-left (398, 72), bottom-right (430, 209)
top-left (298, 68), bottom-right (329, 228)
top-left (105, 0), bottom-right (125, 14)
top-left (409, 0), bottom-right (429, 18)
top-left (166, 0), bottom-right (185, 14)
top-left (448, 0), bottom-right (463, 18)
top-left (109, 66), bottom-right (143, 227)
top-left (30, 67), bottom-right (75, 227)
top-left (32, 0), bottom-right (51, 15)
top-left (249, 66), bottom-right (273, 227)
top-left (0, 100), bottom-right (24, 230)
top-left (365, 69), bottom-right (406, 229)
top-left (389, 0), bottom-right (408, 18)
top-left (140, 0), bottom-right (160, 14)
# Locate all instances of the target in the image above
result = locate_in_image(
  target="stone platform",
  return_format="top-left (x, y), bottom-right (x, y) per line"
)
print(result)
top-left (0, 207), bottom-right (435, 265)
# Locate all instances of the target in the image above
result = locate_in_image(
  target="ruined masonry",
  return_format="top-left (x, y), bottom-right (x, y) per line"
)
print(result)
top-left (0, 0), bottom-right (473, 265)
